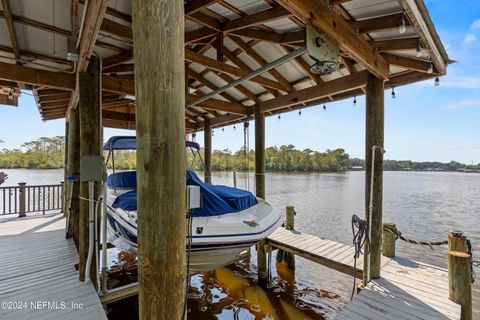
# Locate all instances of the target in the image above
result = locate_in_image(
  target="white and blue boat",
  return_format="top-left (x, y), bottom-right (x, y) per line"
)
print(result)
top-left (103, 136), bottom-right (281, 274)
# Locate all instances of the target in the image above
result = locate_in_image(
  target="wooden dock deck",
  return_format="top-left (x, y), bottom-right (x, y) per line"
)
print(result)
top-left (0, 214), bottom-right (107, 320)
top-left (266, 227), bottom-right (461, 320)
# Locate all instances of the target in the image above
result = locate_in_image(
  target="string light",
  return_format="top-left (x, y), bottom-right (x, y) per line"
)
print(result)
top-left (277, 114), bottom-right (281, 120)
top-left (298, 109), bottom-right (302, 116)
top-left (427, 63), bottom-right (433, 74)
top-left (434, 77), bottom-right (440, 87)
top-left (391, 87), bottom-right (396, 99)
top-left (323, 104), bottom-right (327, 111)
top-left (233, 125), bottom-right (236, 130)
top-left (399, 15), bottom-right (406, 34)
top-left (416, 43), bottom-right (422, 58)
top-left (212, 130), bottom-right (214, 137)
top-left (222, 128), bottom-right (224, 132)
top-left (353, 96), bottom-right (357, 106)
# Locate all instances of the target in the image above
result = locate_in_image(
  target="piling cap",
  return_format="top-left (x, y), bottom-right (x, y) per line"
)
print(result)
top-left (451, 231), bottom-right (463, 237)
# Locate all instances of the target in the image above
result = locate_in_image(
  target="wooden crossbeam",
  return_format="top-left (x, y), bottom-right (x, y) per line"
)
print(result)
top-left (187, 68), bottom-right (238, 103)
top-left (185, 49), bottom-right (286, 91)
top-left (351, 13), bottom-right (407, 34)
top-left (0, 10), bottom-right (71, 36)
top-left (0, 44), bottom-right (73, 67)
top-left (103, 64), bottom-right (134, 73)
top-left (382, 53), bottom-right (432, 73)
top-left (103, 50), bottom-right (133, 69)
top-left (0, 61), bottom-right (75, 90)
top-left (223, 6), bottom-right (292, 32)
top-left (186, 28), bottom-right (217, 43)
top-left (185, 0), bottom-right (218, 15)
top-left (276, 0), bottom-right (389, 79)
top-left (228, 28), bottom-right (304, 44)
top-left (188, 12), bottom-right (221, 31)
top-left (371, 38), bottom-right (419, 52)
top-left (101, 18), bottom-right (132, 40)
top-left (1, 0), bottom-right (20, 64)
top-left (39, 93), bottom-right (71, 103)
top-left (187, 94), bottom-right (248, 115)
top-left (259, 70), bottom-right (368, 113)
top-left (102, 75), bottom-right (135, 95)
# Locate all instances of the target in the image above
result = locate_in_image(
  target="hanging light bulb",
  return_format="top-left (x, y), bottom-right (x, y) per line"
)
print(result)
top-left (399, 15), bottom-right (406, 34)
top-left (434, 77), bottom-right (440, 87)
top-left (222, 128), bottom-right (224, 132)
top-left (298, 109), bottom-right (302, 116)
top-left (233, 125), bottom-right (236, 130)
top-left (416, 43), bottom-right (422, 58)
top-left (277, 114), bottom-right (281, 120)
top-left (192, 132), bottom-right (197, 140)
top-left (391, 87), bottom-right (396, 99)
top-left (7, 91), bottom-right (13, 100)
top-left (427, 63), bottom-right (433, 74)
top-left (353, 96), bottom-right (357, 106)
top-left (212, 130), bottom-right (214, 136)
top-left (323, 104), bottom-right (327, 111)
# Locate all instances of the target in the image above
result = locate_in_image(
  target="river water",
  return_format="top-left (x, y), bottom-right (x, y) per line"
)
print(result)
top-left (1, 169), bottom-right (479, 319)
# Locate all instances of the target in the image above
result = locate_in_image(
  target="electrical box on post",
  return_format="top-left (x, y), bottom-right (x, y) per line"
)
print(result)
top-left (186, 185), bottom-right (201, 210)
top-left (80, 156), bottom-right (104, 182)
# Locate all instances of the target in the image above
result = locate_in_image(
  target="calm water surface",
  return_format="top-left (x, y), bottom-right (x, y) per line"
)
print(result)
top-left (2, 169), bottom-right (479, 319)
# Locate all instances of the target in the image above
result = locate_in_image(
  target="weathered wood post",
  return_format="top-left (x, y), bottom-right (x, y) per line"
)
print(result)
top-left (233, 171), bottom-right (237, 188)
top-left (285, 205), bottom-right (295, 269)
top-left (63, 121), bottom-right (69, 217)
top-left (67, 106), bottom-right (80, 247)
top-left (204, 118), bottom-right (212, 184)
top-left (132, 0), bottom-right (187, 319)
top-left (78, 55), bottom-right (101, 285)
top-left (255, 106), bottom-right (268, 281)
top-left (18, 182), bottom-right (26, 218)
top-left (448, 232), bottom-right (472, 320)
top-left (363, 72), bottom-right (384, 283)
top-left (382, 222), bottom-right (396, 258)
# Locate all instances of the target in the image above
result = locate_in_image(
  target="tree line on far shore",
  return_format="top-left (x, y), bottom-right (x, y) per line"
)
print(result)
top-left (1, 136), bottom-right (479, 173)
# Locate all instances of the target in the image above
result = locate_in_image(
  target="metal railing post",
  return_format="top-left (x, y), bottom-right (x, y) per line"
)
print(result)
top-left (18, 182), bottom-right (26, 218)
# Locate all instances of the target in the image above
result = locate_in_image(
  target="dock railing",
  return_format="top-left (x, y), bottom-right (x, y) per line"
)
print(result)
top-left (0, 182), bottom-right (63, 216)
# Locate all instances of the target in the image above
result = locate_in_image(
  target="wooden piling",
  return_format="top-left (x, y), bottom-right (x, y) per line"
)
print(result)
top-left (78, 55), bottom-right (101, 285)
top-left (204, 118), bottom-right (212, 184)
top-left (233, 172), bottom-right (237, 187)
top-left (285, 205), bottom-right (295, 269)
top-left (67, 106), bottom-right (80, 247)
top-left (63, 120), bottom-right (69, 217)
top-left (132, 0), bottom-right (186, 319)
top-left (382, 222), bottom-right (396, 258)
top-left (18, 182), bottom-right (26, 218)
top-left (255, 106), bottom-right (268, 281)
top-left (448, 233), bottom-right (472, 320)
top-left (363, 72), bottom-right (384, 282)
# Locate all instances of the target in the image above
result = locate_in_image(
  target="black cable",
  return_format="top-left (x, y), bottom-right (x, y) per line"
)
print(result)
top-left (182, 211), bottom-right (193, 320)
top-left (351, 214), bottom-right (370, 300)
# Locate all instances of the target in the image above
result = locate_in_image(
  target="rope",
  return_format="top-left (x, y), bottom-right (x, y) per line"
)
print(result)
top-left (351, 214), bottom-right (370, 300)
top-left (383, 227), bottom-right (448, 250)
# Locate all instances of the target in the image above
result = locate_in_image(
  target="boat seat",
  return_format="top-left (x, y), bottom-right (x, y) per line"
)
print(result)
top-left (107, 171), bottom-right (136, 190)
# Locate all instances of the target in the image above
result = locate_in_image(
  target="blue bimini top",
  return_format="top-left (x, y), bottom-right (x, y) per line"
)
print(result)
top-left (103, 136), bottom-right (200, 151)
top-left (111, 170), bottom-right (257, 217)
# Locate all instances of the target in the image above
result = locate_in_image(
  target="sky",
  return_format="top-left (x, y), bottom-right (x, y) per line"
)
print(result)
top-left (1, 0), bottom-right (480, 163)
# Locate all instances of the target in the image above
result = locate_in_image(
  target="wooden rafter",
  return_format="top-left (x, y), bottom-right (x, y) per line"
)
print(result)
top-left (371, 38), bottom-right (419, 52)
top-left (276, 0), bottom-right (389, 79)
top-left (223, 6), bottom-right (292, 32)
top-left (185, 0), bottom-right (218, 15)
top-left (351, 13), bottom-right (407, 34)
top-left (382, 53), bottom-right (433, 73)
top-left (186, 94), bottom-right (248, 115)
top-left (1, 0), bottom-right (20, 65)
top-left (228, 28), bottom-right (304, 45)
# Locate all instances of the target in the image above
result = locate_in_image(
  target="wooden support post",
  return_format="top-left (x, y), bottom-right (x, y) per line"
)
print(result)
top-left (78, 55), bottom-right (101, 285)
top-left (448, 233), bottom-right (472, 320)
top-left (204, 118), bottom-right (212, 183)
top-left (63, 120), bottom-right (69, 217)
top-left (285, 205), bottom-right (295, 269)
top-left (255, 106), bottom-right (268, 281)
top-left (233, 172), bottom-right (237, 188)
top-left (132, 0), bottom-right (186, 319)
top-left (382, 222), bottom-right (396, 258)
top-left (18, 182), bottom-right (26, 218)
top-left (363, 72), bottom-right (384, 282)
top-left (67, 106), bottom-right (80, 247)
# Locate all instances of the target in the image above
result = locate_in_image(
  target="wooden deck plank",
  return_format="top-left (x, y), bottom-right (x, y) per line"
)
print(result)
top-left (0, 215), bottom-right (107, 320)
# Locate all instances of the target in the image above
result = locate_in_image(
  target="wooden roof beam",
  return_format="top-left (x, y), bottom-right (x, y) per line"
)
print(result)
top-left (276, 0), bottom-right (389, 79)
top-left (351, 13), bottom-right (408, 34)
top-left (186, 28), bottom-right (217, 44)
top-left (185, 49), bottom-right (286, 91)
top-left (371, 38), bottom-right (419, 52)
top-left (0, 10), bottom-right (71, 36)
top-left (259, 70), bottom-right (368, 113)
top-left (103, 50), bottom-right (133, 69)
top-left (224, 6), bottom-right (292, 32)
top-left (227, 28), bottom-right (304, 45)
top-left (382, 53), bottom-right (433, 73)
top-left (187, 94), bottom-right (248, 115)
top-left (185, 0), bottom-right (219, 15)
top-left (188, 12), bottom-right (221, 31)
top-left (1, 0), bottom-right (20, 65)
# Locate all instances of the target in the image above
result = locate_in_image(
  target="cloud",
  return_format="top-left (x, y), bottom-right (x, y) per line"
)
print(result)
top-left (471, 19), bottom-right (480, 29)
top-left (463, 33), bottom-right (477, 44)
top-left (444, 99), bottom-right (480, 110)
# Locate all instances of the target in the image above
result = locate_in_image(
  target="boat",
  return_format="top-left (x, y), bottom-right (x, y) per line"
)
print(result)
top-left (103, 136), bottom-right (281, 274)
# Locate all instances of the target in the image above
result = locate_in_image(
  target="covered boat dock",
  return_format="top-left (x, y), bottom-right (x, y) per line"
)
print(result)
top-left (0, 0), bottom-right (469, 319)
